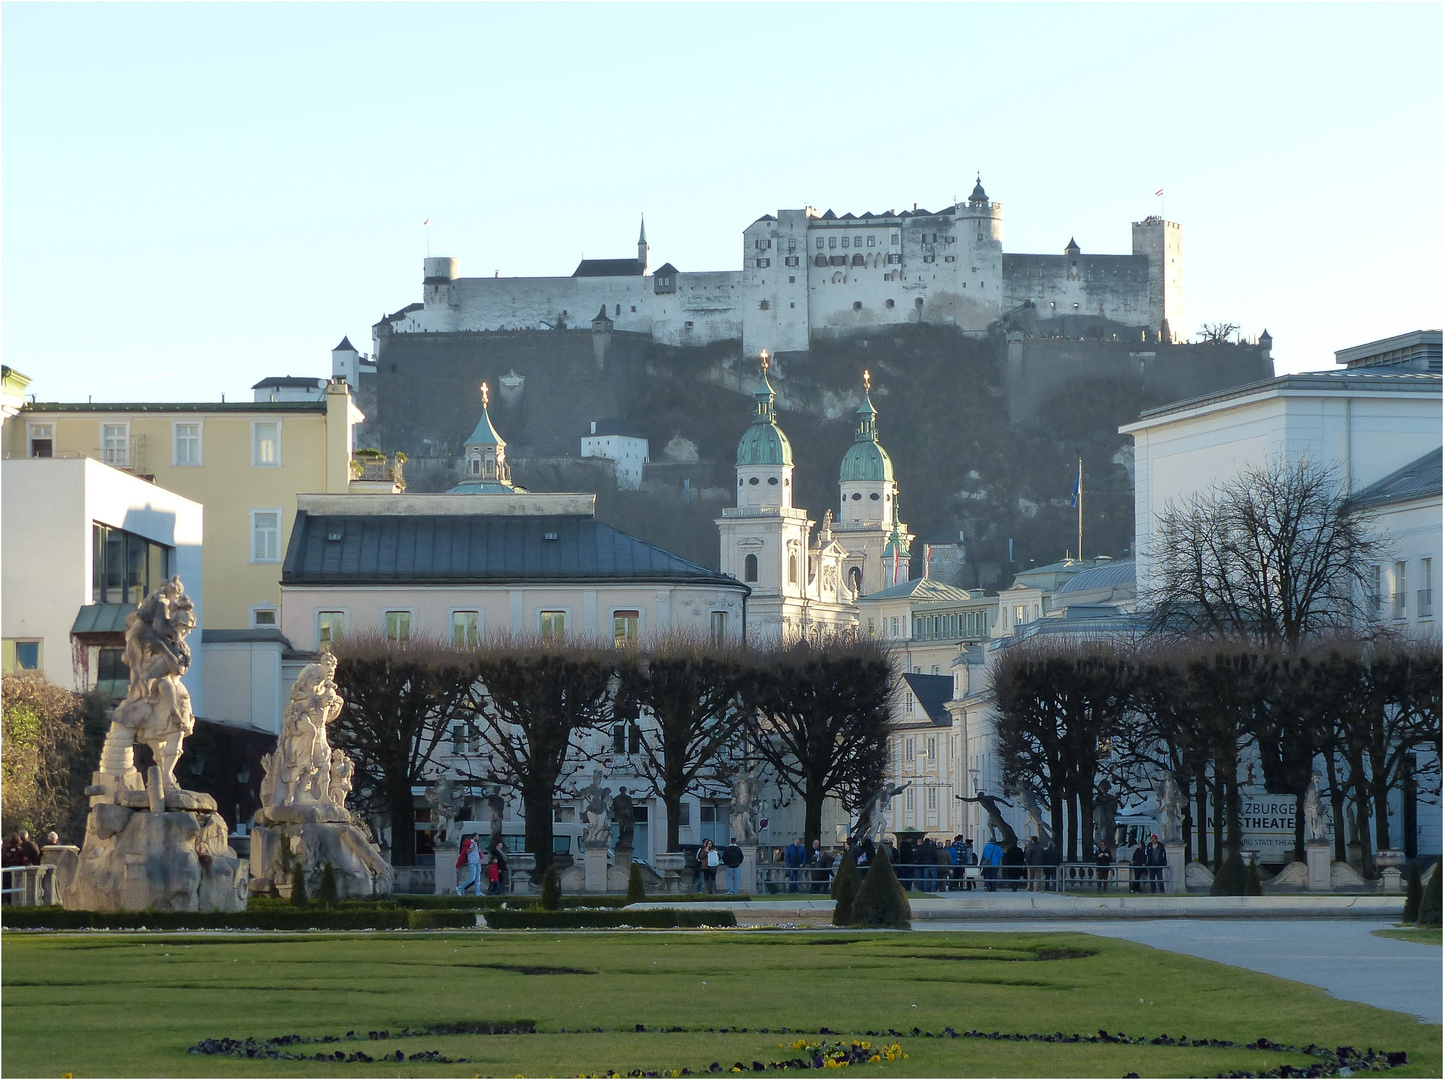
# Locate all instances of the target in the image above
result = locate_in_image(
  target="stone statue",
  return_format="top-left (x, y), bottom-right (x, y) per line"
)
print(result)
top-left (103, 576), bottom-right (199, 799)
top-left (578, 769), bottom-right (612, 845)
top-left (957, 790), bottom-right (1018, 847)
top-left (612, 787), bottom-right (636, 849)
top-left (1304, 771), bottom-right (1328, 843)
top-left (426, 775), bottom-right (460, 842)
top-left (728, 766), bottom-right (759, 844)
top-left (856, 781), bottom-right (910, 842)
top-left (485, 792), bottom-right (506, 850)
top-left (60, 578), bottom-right (247, 913)
top-left (1008, 782), bottom-right (1052, 844)
top-left (1092, 778), bottom-right (1119, 850)
top-left (1152, 770), bottom-right (1186, 846)
top-left (248, 655), bottom-right (391, 900)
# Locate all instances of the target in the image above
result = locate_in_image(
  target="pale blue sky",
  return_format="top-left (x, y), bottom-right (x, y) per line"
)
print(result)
top-left (3, 2), bottom-right (1440, 402)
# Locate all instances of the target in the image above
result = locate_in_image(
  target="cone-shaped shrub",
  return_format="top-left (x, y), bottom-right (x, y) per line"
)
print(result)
top-left (289, 864), bottom-right (309, 907)
top-left (1244, 857), bottom-right (1263, 896)
top-left (626, 862), bottom-right (646, 905)
top-left (850, 844), bottom-right (910, 928)
top-left (1418, 862), bottom-right (1441, 927)
top-left (1210, 851), bottom-right (1248, 896)
top-left (318, 863), bottom-right (339, 907)
top-left (540, 865), bottom-right (562, 911)
top-left (831, 849), bottom-right (861, 927)
top-left (1403, 861), bottom-right (1423, 923)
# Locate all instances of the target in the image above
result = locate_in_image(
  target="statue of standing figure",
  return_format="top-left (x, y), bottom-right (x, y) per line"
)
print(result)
top-left (612, 787), bottom-right (636, 849)
top-left (426, 776), bottom-right (460, 842)
top-left (1303, 771), bottom-right (1328, 843)
top-left (1092, 778), bottom-right (1120, 850)
top-left (728, 766), bottom-right (759, 844)
top-left (577, 769), bottom-right (612, 845)
top-left (260, 654), bottom-right (348, 811)
top-left (1152, 771), bottom-right (1186, 846)
top-left (853, 781), bottom-right (909, 842)
top-left (1007, 782), bottom-right (1052, 844)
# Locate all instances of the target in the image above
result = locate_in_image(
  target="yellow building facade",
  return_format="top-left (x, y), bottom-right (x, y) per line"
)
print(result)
top-left (4, 380), bottom-right (361, 631)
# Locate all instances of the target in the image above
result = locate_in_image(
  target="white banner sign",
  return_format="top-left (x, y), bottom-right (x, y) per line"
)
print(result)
top-left (1207, 794), bottom-right (1331, 854)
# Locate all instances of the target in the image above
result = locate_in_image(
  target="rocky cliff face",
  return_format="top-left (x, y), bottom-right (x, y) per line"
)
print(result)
top-left (363, 326), bottom-right (1272, 579)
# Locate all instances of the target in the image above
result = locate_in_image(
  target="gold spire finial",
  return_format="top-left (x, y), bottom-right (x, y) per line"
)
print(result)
top-left (480, 382), bottom-right (490, 408)
top-left (863, 369), bottom-right (871, 392)
top-left (759, 349), bottom-right (770, 373)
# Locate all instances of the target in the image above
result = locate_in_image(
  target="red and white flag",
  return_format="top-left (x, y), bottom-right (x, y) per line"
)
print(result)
top-left (423, 218), bottom-right (430, 226)
top-left (1154, 189), bottom-right (1164, 197)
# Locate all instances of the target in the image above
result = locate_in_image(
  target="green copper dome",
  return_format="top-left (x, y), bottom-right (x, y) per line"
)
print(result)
top-left (838, 387), bottom-right (895, 483)
top-left (736, 371), bottom-right (794, 467)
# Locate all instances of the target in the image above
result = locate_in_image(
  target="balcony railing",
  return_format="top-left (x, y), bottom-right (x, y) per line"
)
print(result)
top-left (1419, 589), bottom-right (1434, 619)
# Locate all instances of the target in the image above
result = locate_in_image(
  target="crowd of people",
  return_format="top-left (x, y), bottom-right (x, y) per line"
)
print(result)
top-left (453, 835), bottom-right (510, 896)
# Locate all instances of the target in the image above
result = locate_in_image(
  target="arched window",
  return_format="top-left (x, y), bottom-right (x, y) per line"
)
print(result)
top-left (788, 555), bottom-right (798, 584)
top-left (744, 553), bottom-right (758, 583)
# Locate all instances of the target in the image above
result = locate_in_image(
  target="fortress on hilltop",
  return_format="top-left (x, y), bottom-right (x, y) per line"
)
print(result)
top-left (371, 179), bottom-right (1185, 360)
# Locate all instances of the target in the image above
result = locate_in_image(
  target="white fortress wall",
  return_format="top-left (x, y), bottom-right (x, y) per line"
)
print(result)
top-left (1003, 253), bottom-right (1153, 327)
top-left (653, 270), bottom-right (745, 347)
top-left (437, 274), bottom-right (658, 334)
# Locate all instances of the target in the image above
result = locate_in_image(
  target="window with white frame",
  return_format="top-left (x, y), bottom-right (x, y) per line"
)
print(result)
top-left (904, 736), bottom-right (915, 763)
top-left (250, 509), bottom-right (281, 562)
top-left (318, 611), bottom-right (346, 650)
top-left (383, 610), bottom-right (412, 642)
top-left (927, 736), bottom-right (936, 760)
top-left (539, 610), bottom-right (566, 644)
top-left (905, 787), bottom-right (915, 811)
top-left (709, 610), bottom-right (728, 644)
top-left (1393, 561), bottom-right (1408, 619)
top-left (613, 610), bottom-right (640, 646)
top-left (27, 423), bottom-right (54, 458)
top-left (1421, 558), bottom-right (1434, 619)
top-left (251, 606), bottom-right (278, 629)
top-left (452, 610), bottom-right (480, 648)
top-left (101, 422), bottom-right (129, 466)
top-left (252, 421), bottom-right (281, 466)
top-left (173, 422), bottom-right (202, 466)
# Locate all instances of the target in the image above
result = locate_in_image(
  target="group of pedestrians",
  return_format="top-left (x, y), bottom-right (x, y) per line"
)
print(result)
top-left (1128, 834), bottom-right (1169, 892)
top-left (454, 836), bottom-right (509, 896)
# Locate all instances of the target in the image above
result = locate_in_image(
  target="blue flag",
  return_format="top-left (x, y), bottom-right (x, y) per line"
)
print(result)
top-left (1068, 463), bottom-right (1081, 508)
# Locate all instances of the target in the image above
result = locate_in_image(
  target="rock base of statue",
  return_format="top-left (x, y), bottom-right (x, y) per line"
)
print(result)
top-left (62, 783), bottom-right (247, 912)
top-left (248, 805), bottom-right (393, 899)
top-left (1305, 842), bottom-right (1331, 890)
top-left (1380, 866), bottom-right (1404, 892)
top-left (584, 847), bottom-right (608, 893)
top-left (1162, 844), bottom-right (1187, 894)
top-left (433, 842), bottom-right (460, 895)
top-left (738, 844), bottom-right (758, 896)
top-left (606, 845), bottom-right (633, 891)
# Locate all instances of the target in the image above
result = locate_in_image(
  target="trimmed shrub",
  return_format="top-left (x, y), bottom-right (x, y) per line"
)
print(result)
top-left (850, 845), bottom-right (910, 929)
top-left (289, 864), bottom-right (309, 907)
top-left (318, 863), bottom-right (339, 908)
top-left (831, 849), bottom-right (860, 927)
top-left (407, 909), bottom-right (478, 929)
top-left (0, 908), bottom-right (412, 931)
top-left (626, 863), bottom-right (646, 905)
top-left (1210, 851), bottom-right (1249, 896)
top-left (540, 865), bottom-right (562, 912)
top-left (1418, 862), bottom-right (1441, 927)
top-left (1244, 857), bottom-right (1263, 896)
top-left (1403, 861), bottom-right (1423, 923)
top-left (484, 908), bottom-right (736, 930)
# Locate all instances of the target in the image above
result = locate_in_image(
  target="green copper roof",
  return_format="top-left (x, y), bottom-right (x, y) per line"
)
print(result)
top-left (466, 405), bottom-right (505, 448)
top-left (839, 387), bottom-right (895, 483)
top-left (736, 372), bottom-right (794, 467)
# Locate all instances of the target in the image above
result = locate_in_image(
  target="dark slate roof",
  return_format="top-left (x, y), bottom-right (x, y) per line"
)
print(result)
top-left (860, 578), bottom-right (972, 603)
top-left (202, 629), bottom-right (295, 646)
top-left (252, 376), bottom-right (327, 390)
top-left (901, 673), bottom-right (953, 726)
top-left (72, 603), bottom-right (134, 635)
top-left (572, 258), bottom-right (645, 278)
top-left (334, 336), bottom-right (357, 352)
top-left (282, 512), bottom-right (746, 589)
top-left (1350, 450), bottom-right (1443, 509)
top-left (653, 262), bottom-right (679, 276)
top-left (586, 419), bottom-right (647, 439)
top-left (1131, 371), bottom-right (1442, 423)
top-left (1056, 559), bottom-right (1137, 594)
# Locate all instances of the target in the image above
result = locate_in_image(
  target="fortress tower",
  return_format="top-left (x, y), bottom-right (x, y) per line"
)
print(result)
top-left (1131, 216), bottom-right (1185, 343)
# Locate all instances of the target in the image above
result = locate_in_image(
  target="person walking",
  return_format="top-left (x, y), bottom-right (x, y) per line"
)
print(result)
top-left (784, 837), bottom-right (806, 893)
top-left (980, 837), bottom-right (1002, 892)
top-left (486, 842), bottom-right (508, 895)
top-left (455, 836), bottom-right (482, 896)
top-left (918, 836), bottom-right (938, 892)
top-left (1146, 833), bottom-right (1168, 893)
top-left (722, 838), bottom-right (745, 894)
top-left (1130, 839), bottom-right (1147, 893)
top-left (701, 839), bottom-right (720, 894)
top-left (1043, 837), bottom-right (1060, 892)
top-left (1002, 841), bottom-right (1027, 891)
top-left (961, 839), bottom-right (978, 890)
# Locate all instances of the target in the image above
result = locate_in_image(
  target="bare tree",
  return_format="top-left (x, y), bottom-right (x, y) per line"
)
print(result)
top-left (330, 634), bottom-right (478, 865)
top-left (748, 636), bottom-right (896, 847)
top-left (614, 633), bottom-right (753, 853)
top-left (1197, 322), bottom-right (1240, 344)
top-left (465, 638), bottom-right (616, 872)
top-left (1149, 456), bottom-right (1386, 653)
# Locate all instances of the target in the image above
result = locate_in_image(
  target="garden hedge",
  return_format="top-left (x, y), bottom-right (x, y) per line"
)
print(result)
top-left (483, 908), bottom-right (736, 929)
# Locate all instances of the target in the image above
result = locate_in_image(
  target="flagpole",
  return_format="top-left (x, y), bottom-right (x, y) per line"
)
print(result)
top-left (1077, 458), bottom-right (1083, 563)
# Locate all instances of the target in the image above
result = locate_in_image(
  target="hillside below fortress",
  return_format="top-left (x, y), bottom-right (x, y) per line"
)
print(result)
top-left (378, 178), bottom-right (1185, 359)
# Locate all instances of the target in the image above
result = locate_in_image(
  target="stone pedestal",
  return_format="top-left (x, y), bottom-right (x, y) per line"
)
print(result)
top-left (1163, 844), bottom-right (1187, 893)
top-left (509, 852), bottom-right (537, 895)
top-left (584, 847), bottom-right (608, 893)
top-left (607, 845), bottom-right (634, 891)
top-left (1306, 842), bottom-right (1331, 891)
top-left (739, 844), bottom-right (758, 896)
top-left (654, 852), bottom-right (687, 894)
top-left (1380, 867), bottom-right (1404, 892)
top-left (248, 816), bottom-right (393, 899)
top-left (434, 843), bottom-right (460, 895)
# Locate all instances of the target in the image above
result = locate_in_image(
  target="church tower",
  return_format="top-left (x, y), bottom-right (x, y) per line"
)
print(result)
top-left (831, 371), bottom-right (911, 596)
top-left (637, 215), bottom-right (649, 274)
top-left (449, 383), bottom-right (522, 493)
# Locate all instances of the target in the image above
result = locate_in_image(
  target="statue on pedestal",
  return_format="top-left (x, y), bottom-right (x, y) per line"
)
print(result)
top-left (1008, 782), bottom-right (1052, 844)
top-left (578, 770), bottom-right (612, 846)
top-left (612, 787), bottom-right (636, 849)
top-left (727, 766), bottom-right (760, 845)
top-left (957, 790), bottom-right (1018, 847)
top-left (61, 578), bottom-right (246, 912)
top-left (857, 781), bottom-right (910, 842)
top-left (1092, 778), bottom-right (1120, 849)
top-left (1152, 770), bottom-right (1186, 846)
top-left (1304, 771), bottom-right (1328, 844)
top-left (426, 775), bottom-right (460, 843)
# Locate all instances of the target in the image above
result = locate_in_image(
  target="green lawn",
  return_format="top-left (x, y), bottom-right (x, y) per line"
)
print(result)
top-left (2, 929), bottom-right (1438, 1078)
top-left (1374, 926), bottom-right (1443, 946)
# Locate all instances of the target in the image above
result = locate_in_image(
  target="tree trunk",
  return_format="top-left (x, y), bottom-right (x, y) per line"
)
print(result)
top-left (664, 790), bottom-right (683, 853)
top-left (1371, 772), bottom-right (1393, 852)
top-left (387, 775), bottom-right (416, 866)
top-left (522, 781), bottom-right (556, 874)
top-left (803, 784), bottom-right (826, 849)
top-left (1326, 753), bottom-right (1347, 863)
top-left (1210, 775), bottom-right (1224, 870)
